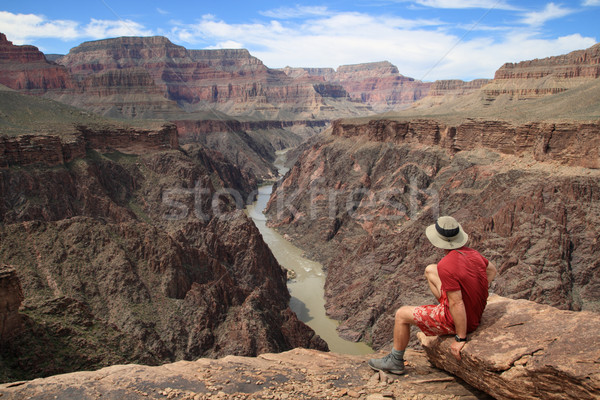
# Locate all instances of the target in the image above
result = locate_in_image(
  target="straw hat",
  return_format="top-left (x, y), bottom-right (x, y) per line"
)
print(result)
top-left (425, 216), bottom-right (468, 250)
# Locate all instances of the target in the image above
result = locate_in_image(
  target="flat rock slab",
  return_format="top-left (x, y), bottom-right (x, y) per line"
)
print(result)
top-left (0, 348), bottom-right (491, 399)
top-left (419, 295), bottom-right (600, 400)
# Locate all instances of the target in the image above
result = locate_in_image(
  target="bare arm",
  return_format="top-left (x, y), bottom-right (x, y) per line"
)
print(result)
top-left (486, 260), bottom-right (497, 286)
top-left (447, 289), bottom-right (468, 361)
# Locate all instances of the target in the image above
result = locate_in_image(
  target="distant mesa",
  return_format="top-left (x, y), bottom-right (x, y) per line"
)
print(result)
top-left (2, 32), bottom-right (598, 121)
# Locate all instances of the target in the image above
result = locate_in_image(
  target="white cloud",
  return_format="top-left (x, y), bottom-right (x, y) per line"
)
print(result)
top-left (207, 40), bottom-right (244, 49)
top-left (0, 11), bottom-right (80, 43)
top-left (259, 5), bottom-right (331, 19)
top-left (582, 0), bottom-right (600, 5)
top-left (157, 8), bottom-right (170, 15)
top-left (520, 2), bottom-right (575, 26)
top-left (83, 19), bottom-right (153, 39)
top-left (0, 11), bottom-right (152, 45)
top-left (167, 10), bottom-right (596, 81)
top-left (401, 0), bottom-right (520, 10)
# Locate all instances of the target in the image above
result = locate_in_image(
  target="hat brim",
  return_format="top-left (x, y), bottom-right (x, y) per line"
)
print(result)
top-left (425, 223), bottom-right (468, 250)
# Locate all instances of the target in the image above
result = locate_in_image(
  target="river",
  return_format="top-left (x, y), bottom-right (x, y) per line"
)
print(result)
top-left (246, 150), bottom-right (373, 355)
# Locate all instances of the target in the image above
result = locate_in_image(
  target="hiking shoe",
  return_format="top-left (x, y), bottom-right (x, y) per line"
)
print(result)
top-left (368, 353), bottom-right (405, 375)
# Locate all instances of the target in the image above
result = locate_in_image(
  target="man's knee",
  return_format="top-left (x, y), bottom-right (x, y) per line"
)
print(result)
top-left (395, 306), bottom-right (414, 324)
top-left (424, 263), bottom-right (438, 279)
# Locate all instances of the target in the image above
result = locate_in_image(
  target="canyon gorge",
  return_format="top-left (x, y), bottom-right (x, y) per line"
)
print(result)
top-left (1, 31), bottom-right (600, 399)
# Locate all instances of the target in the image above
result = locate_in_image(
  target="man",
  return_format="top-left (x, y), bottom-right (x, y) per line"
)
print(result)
top-left (369, 215), bottom-right (497, 374)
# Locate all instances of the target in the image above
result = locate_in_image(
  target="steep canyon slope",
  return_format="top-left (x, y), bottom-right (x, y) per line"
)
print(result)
top-left (0, 92), bottom-right (326, 383)
top-left (267, 117), bottom-right (600, 349)
top-left (266, 43), bottom-right (600, 349)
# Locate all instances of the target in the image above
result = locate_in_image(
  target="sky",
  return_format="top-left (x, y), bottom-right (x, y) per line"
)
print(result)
top-left (1, 0), bottom-right (599, 81)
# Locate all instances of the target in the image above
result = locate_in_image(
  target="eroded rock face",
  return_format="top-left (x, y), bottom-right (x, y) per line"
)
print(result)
top-left (419, 295), bottom-right (600, 400)
top-left (482, 43), bottom-right (600, 101)
top-left (0, 266), bottom-right (23, 342)
top-left (0, 33), bottom-right (74, 92)
top-left (0, 129), bottom-right (326, 382)
top-left (281, 61), bottom-right (432, 112)
top-left (173, 119), bottom-right (325, 182)
top-left (266, 117), bottom-right (600, 349)
top-left (54, 36), bottom-right (368, 119)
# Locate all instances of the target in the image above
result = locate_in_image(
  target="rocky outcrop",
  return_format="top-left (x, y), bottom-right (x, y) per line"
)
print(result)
top-left (0, 123), bottom-right (178, 168)
top-left (267, 116), bottom-right (600, 349)
top-left (0, 134), bottom-right (85, 168)
top-left (77, 123), bottom-right (179, 152)
top-left (0, 266), bottom-right (23, 342)
top-left (281, 62), bottom-right (431, 112)
top-left (331, 118), bottom-right (600, 168)
top-left (174, 119), bottom-right (327, 182)
top-left (419, 295), bottom-right (600, 400)
top-left (0, 348), bottom-right (492, 399)
top-left (481, 43), bottom-right (600, 101)
top-left (334, 62), bottom-right (430, 110)
top-left (427, 79), bottom-right (490, 97)
top-left (495, 43), bottom-right (600, 80)
top-left (0, 33), bottom-right (74, 92)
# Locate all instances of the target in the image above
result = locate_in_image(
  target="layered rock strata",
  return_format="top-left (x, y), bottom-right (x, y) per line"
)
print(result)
top-left (420, 295), bottom-right (600, 400)
top-left (0, 266), bottom-right (23, 342)
top-left (266, 117), bottom-right (600, 349)
top-left (0, 123), bottom-right (178, 168)
top-left (281, 62), bottom-right (432, 112)
top-left (483, 43), bottom-right (600, 101)
top-left (331, 118), bottom-right (600, 168)
top-left (427, 79), bottom-right (490, 97)
top-left (54, 36), bottom-right (368, 119)
top-left (0, 33), bottom-right (74, 92)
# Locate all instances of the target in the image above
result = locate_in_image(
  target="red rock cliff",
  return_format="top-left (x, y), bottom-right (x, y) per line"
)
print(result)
top-left (0, 123), bottom-right (178, 168)
top-left (495, 43), bottom-right (600, 80)
top-left (331, 118), bottom-right (600, 168)
top-left (0, 32), bottom-right (74, 92)
top-left (55, 36), bottom-right (367, 119)
top-left (283, 61), bottom-right (431, 112)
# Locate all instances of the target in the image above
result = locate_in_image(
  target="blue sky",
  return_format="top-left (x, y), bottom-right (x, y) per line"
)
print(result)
top-left (1, 0), bottom-right (599, 80)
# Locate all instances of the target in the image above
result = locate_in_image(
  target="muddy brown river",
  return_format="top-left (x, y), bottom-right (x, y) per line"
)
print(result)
top-left (246, 150), bottom-right (372, 355)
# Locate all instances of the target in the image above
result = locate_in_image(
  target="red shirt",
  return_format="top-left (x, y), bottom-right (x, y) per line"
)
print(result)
top-left (437, 247), bottom-right (489, 333)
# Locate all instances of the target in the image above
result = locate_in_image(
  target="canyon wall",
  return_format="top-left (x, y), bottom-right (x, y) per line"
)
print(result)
top-left (281, 61), bottom-right (432, 112)
top-left (266, 117), bottom-right (600, 349)
top-left (0, 123), bottom-right (178, 168)
top-left (483, 42), bottom-right (600, 101)
top-left (0, 33), bottom-right (74, 92)
top-left (0, 123), bottom-right (326, 382)
top-left (53, 36), bottom-right (368, 120)
top-left (331, 118), bottom-right (600, 168)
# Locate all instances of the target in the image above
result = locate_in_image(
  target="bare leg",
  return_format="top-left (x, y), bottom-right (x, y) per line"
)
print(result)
top-left (369, 305), bottom-right (414, 374)
top-left (425, 263), bottom-right (443, 301)
top-left (393, 306), bottom-right (416, 351)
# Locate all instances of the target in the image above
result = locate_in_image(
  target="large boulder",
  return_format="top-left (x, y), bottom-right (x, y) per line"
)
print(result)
top-left (419, 295), bottom-right (600, 400)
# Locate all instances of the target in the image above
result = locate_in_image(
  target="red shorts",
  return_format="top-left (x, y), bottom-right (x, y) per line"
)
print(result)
top-left (412, 291), bottom-right (456, 336)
